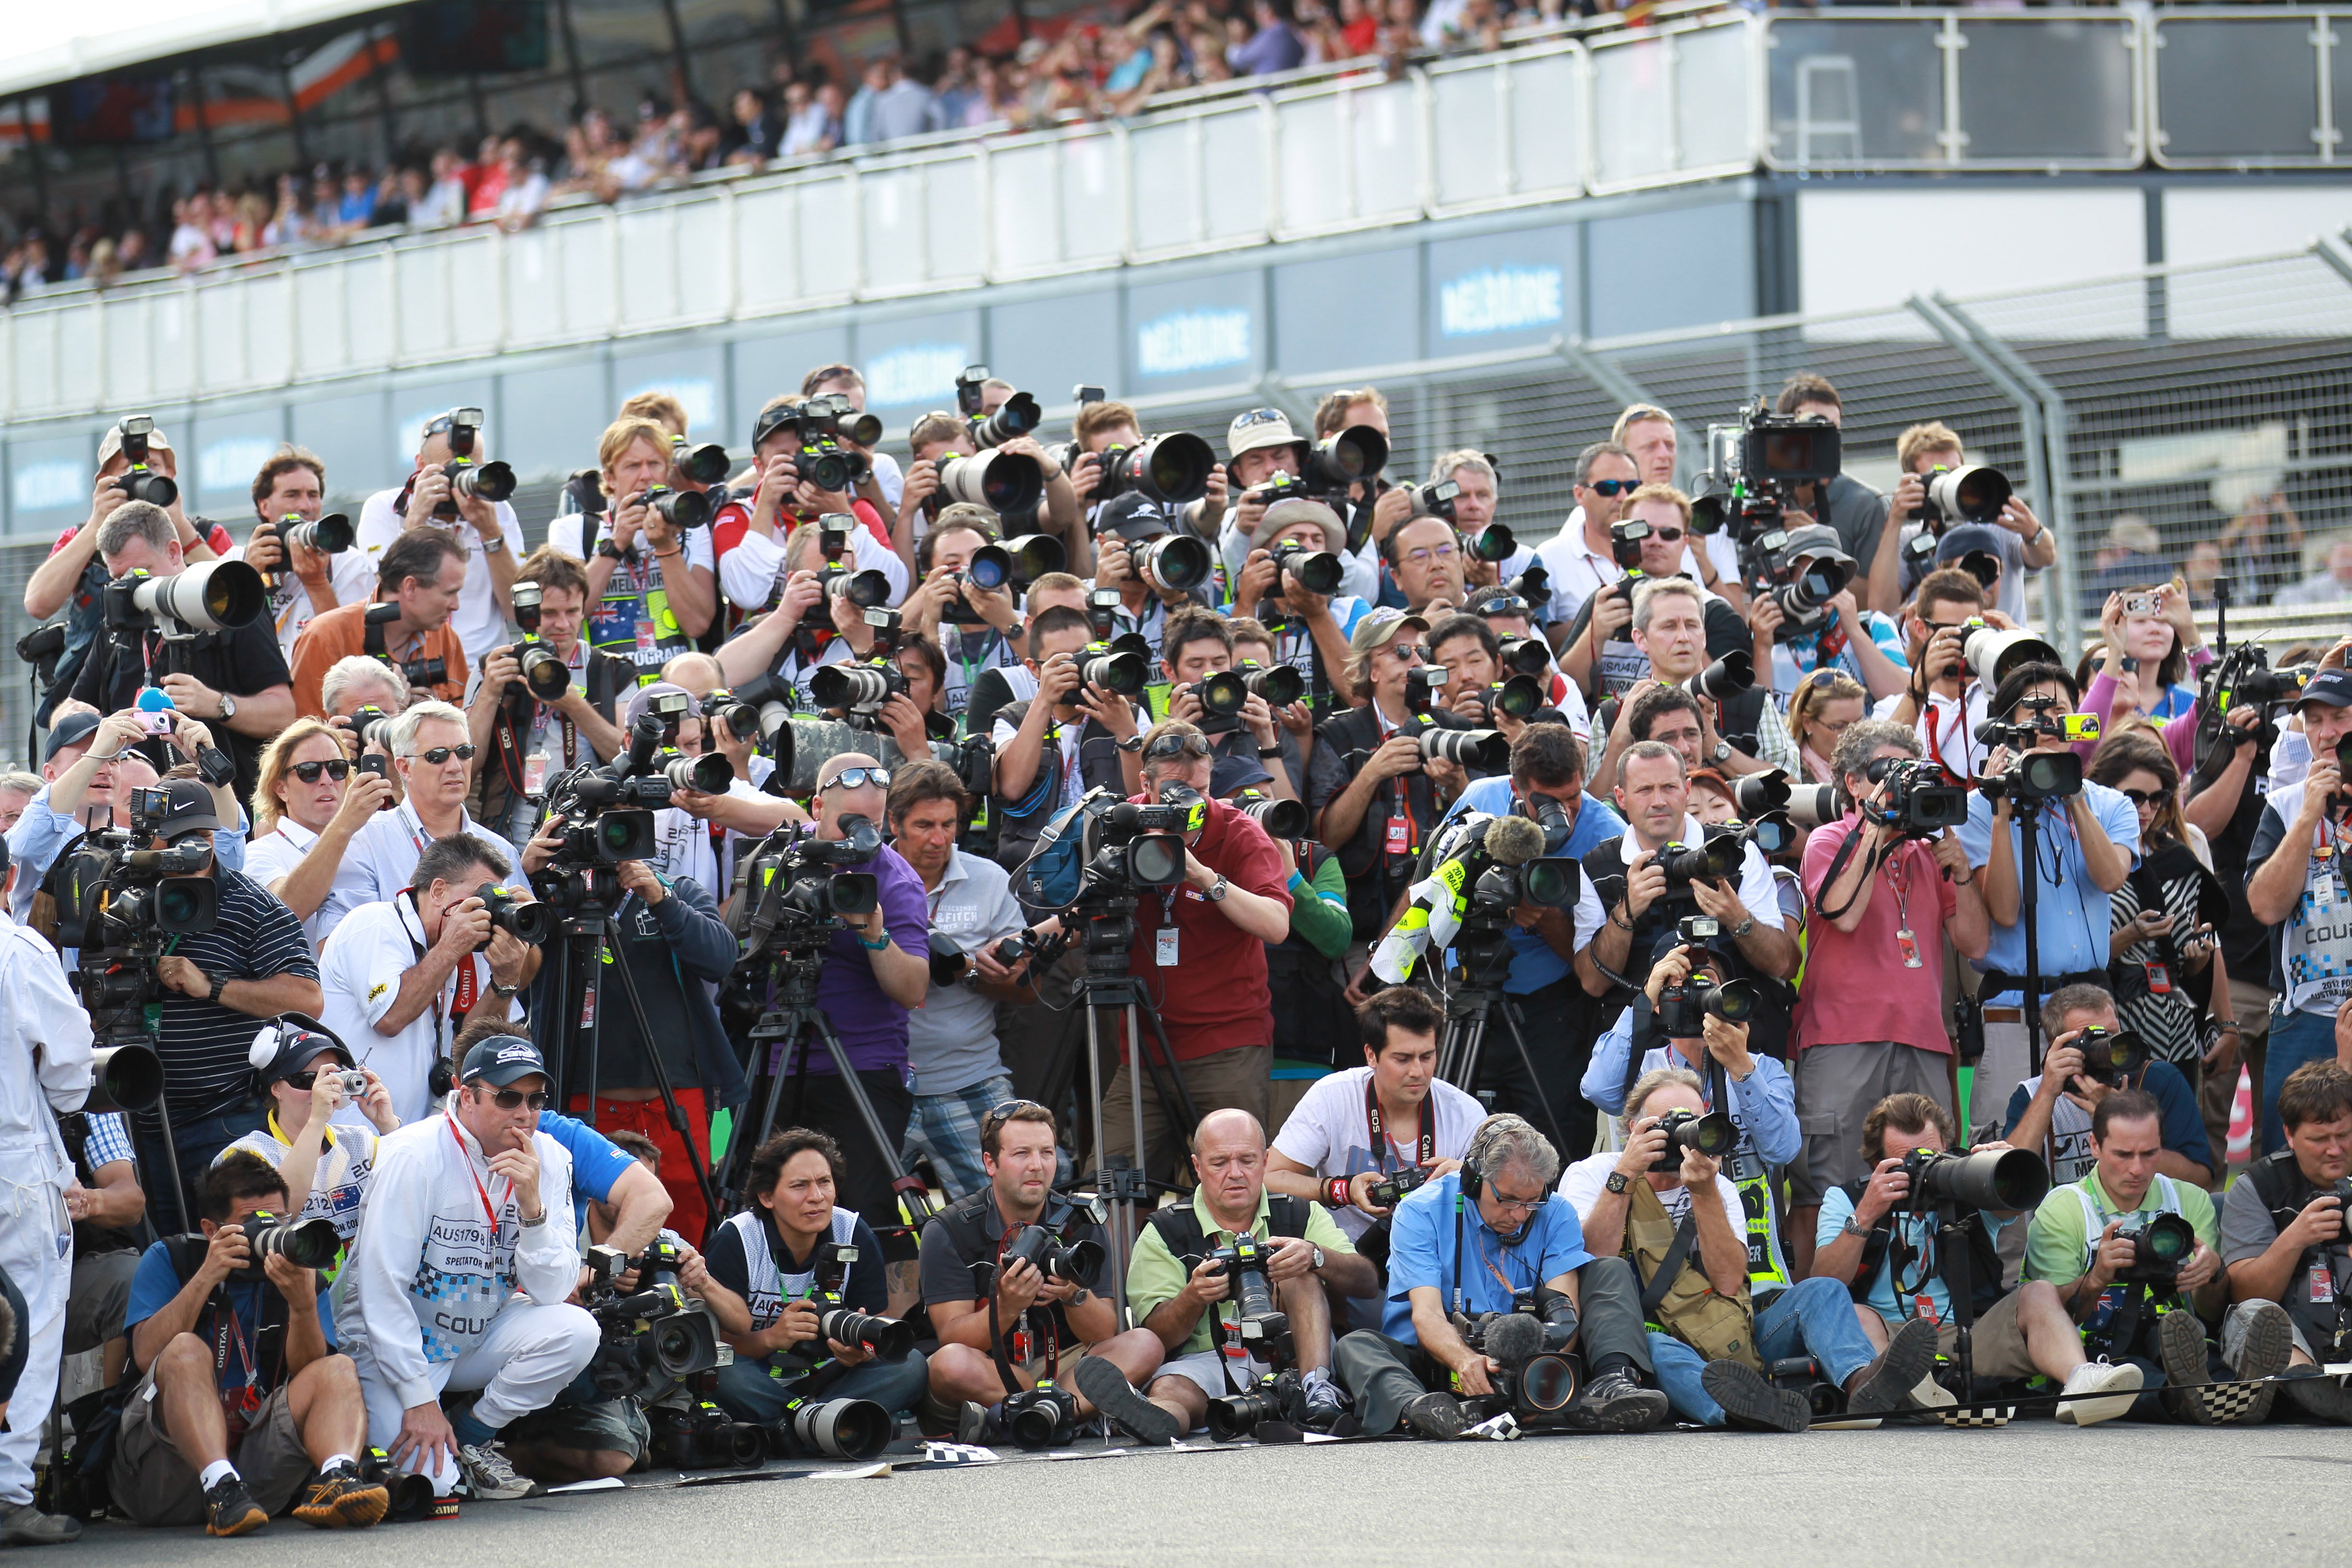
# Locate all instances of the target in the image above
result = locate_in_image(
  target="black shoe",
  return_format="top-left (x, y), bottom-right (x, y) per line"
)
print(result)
top-left (1401, 1391), bottom-right (1467, 1440)
top-left (293, 1462), bottom-right (389, 1529)
top-left (203, 1474), bottom-right (269, 1538)
top-left (1074, 1355), bottom-right (1178, 1446)
top-left (1564, 1370), bottom-right (1670, 1433)
top-left (1846, 1316), bottom-right (1939, 1416)
top-left (1702, 1360), bottom-right (1813, 1433)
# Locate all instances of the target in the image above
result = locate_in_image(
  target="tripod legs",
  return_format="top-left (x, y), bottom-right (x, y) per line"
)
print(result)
top-left (1440, 989), bottom-right (1571, 1158)
top-left (593, 919), bottom-right (721, 1240)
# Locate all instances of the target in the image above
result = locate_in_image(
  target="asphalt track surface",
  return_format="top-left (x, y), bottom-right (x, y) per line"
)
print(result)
top-left (60, 1414), bottom-right (2352, 1566)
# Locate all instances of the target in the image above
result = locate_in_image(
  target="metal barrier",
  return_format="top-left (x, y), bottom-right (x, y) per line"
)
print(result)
top-left (15, 7), bottom-right (2297, 424)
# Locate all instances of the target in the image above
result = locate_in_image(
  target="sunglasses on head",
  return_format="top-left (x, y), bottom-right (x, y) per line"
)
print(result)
top-left (1233, 407), bottom-right (1287, 429)
top-left (291, 759), bottom-right (352, 784)
top-left (1143, 732), bottom-right (1212, 762)
top-left (1585, 479), bottom-right (1639, 497)
top-left (410, 744), bottom-right (477, 765)
top-left (823, 766), bottom-right (891, 792)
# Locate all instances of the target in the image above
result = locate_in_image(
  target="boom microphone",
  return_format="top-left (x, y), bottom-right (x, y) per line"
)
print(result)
top-left (1481, 813), bottom-right (1546, 869)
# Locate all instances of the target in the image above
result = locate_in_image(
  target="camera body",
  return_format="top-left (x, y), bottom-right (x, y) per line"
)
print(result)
top-left (1862, 758), bottom-right (1971, 837)
top-left (1000, 1383), bottom-right (1080, 1449)
top-left (231, 1209), bottom-right (343, 1280)
top-left (2071, 1025), bottom-right (2149, 1089)
top-left (775, 396), bottom-right (882, 492)
top-left (1204, 1232), bottom-right (1291, 1363)
top-left (1688, 402), bottom-right (1840, 544)
top-left (1367, 1165), bottom-right (1431, 1210)
top-left (110, 415), bottom-right (180, 506)
top-left (1647, 1107), bottom-right (1737, 1171)
top-left (581, 1238), bottom-right (728, 1399)
top-left (2111, 1209), bottom-right (2197, 1289)
top-left (651, 1399), bottom-right (766, 1470)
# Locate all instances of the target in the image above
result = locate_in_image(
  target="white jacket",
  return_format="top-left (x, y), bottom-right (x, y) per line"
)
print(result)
top-left (0, 916), bottom-right (92, 1177)
top-left (337, 1110), bottom-right (578, 1409)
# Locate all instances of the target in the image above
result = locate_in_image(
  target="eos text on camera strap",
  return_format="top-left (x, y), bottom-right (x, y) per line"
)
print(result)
top-left (1334, 1078), bottom-right (1437, 1208)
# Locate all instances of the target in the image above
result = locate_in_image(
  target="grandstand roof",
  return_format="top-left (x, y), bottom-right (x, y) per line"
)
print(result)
top-left (4, 1), bottom-right (391, 102)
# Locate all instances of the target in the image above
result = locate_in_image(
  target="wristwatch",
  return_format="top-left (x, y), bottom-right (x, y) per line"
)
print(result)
top-left (480, 532), bottom-right (508, 554)
top-left (1731, 916), bottom-right (1755, 939)
top-left (217, 693), bottom-right (237, 722)
top-left (207, 973), bottom-right (229, 1004)
top-left (489, 980), bottom-right (522, 999)
top-left (1605, 1171), bottom-right (1631, 1195)
top-left (1710, 740), bottom-right (1733, 764)
top-left (1840, 1214), bottom-right (1870, 1239)
top-left (1256, 745), bottom-right (1282, 759)
top-left (596, 538), bottom-right (629, 562)
top-left (1309, 1245), bottom-right (1326, 1273)
top-left (1206, 876), bottom-right (1230, 903)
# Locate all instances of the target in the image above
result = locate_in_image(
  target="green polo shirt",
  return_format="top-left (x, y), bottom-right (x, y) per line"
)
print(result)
top-left (2021, 1168), bottom-right (2218, 1288)
top-left (1127, 1187), bottom-right (1357, 1357)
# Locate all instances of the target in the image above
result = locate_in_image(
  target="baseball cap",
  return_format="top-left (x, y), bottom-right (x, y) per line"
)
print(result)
top-left (1226, 407), bottom-right (1309, 466)
top-left (622, 681), bottom-right (699, 733)
top-left (149, 778), bottom-right (225, 840)
top-left (1260, 497), bottom-right (1344, 552)
top-left (43, 710), bottom-right (102, 764)
top-left (1211, 754), bottom-right (1274, 797)
top-left (1935, 524), bottom-right (2009, 567)
top-left (247, 1016), bottom-right (353, 1085)
top-left (461, 1034), bottom-right (550, 1088)
top-left (1778, 523), bottom-right (1854, 570)
top-left (1095, 490), bottom-right (1182, 540)
top-left (2295, 668), bottom-right (2352, 711)
top-left (95, 420), bottom-right (173, 468)
top-left (1348, 607), bottom-right (1428, 657)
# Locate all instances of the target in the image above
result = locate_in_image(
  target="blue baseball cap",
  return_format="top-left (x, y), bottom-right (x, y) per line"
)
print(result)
top-left (461, 1034), bottom-right (549, 1088)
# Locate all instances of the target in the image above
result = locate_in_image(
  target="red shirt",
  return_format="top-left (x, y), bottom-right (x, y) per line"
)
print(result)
top-left (709, 496), bottom-right (893, 622)
top-left (1127, 798), bottom-right (1293, 1060)
top-left (1792, 815), bottom-right (1960, 1057)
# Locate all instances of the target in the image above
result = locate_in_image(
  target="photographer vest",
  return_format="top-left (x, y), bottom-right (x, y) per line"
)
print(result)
top-left (1147, 1195), bottom-right (1310, 1383)
top-left (937, 1188), bottom-right (1095, 1363)
top-left (2242, 1149), bottom-right (2352, 1358)
top-left (1580, 825), bottom-right (1785, 1025)
top-left (1836, 1180), bottom-right (2006, 1321)
top-left (475, 643), bottom-right (634, 833)
top-left (1621, 1180), bottom-right (1757, 1369)
top-left (721, 1206), bottom-right (861, 1333)
top-left (1614, 1024), bottom-right (1791, 1295)
top-left (989, 700), bottom-right (1129, 875)
top-left (1316, 704), bottom-right (1478, 940)
top-left (2066, 1175), bottom-right (2188, 1362)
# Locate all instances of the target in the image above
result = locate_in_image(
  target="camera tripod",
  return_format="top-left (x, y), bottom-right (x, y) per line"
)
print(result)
top-left (76, 949), bottom-right (191, 1232)
top-left (539, 902), bottom-right (722, 1239)
top-left (1067, 890), bottom-right (1200, 1322)
top-left (722, 942), bottom-right (938, 1234)
top-left (1434, 919), bottom-right (1572, 1159)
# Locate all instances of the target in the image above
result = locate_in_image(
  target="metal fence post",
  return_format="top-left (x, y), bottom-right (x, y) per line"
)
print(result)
top-left (1551, 336), bottom-right (1691, 483)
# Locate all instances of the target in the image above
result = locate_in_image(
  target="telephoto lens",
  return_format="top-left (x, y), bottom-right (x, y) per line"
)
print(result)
top-left (784, 1396), bottom-right (894, 1461)
top-left (970, 389), bottom-right (1042, 447)
top-left (517, 641), bottom-right (571, 701)
top-left (927, 930), bottom-right (970, 987)
top-left (1237, 792), bottom-right (1309, 839)
top-left (236, 1212), bottom-right (343, 1277)
top-left (1657, 836), bottom-right (1741, 883)
top-left (661, 752), bottom-right (735, 795)
top-left (283, 512), bottom-right (355, 554)
top-left (1899, 1145), bottom-right (2049, 1213)
top-left (1237, 660), bottom-right (1305, 707)
top-left (1191, 670), bottom-right (1248, 718)
top-left (1103, 432), bottom-right (1214, 505)
top-left (940, 450), bottom-right (1044, 514)
top-left (1302, 425), bottom-right (1388, 492)
top-left (809, 662), bottom-right (897, 711)
top-left (477, 884), bottom-right (554, 945)
top-left (1464, 523), bottom-right (1515, 564)
top-left (1488, 674), bottom-right (1546, 720)
top-left (1078, 648), bottom-right (1148, 697)
top-left (821, 566), bottom-right (895, 608)
top-left (815, 1306), bottom-right (918, 1359)
top-left (641, 485), bottom-right (713, 528)
top-left (1409, 479), bottom-right (1459, 521)
top-left (1001, 1223), bottom-right (1105, 1284)
top-left (1271, 542), bottom-right (1343, 596)
top-left (671, 436), bottom-right (733, 485)
top-left (1418, 728), bottom-right (1509, 770)
top-left (1134, 534), bottom-right (1212, 593)
top-left (1921, 464), bottom-right (2011, 527)
top-left (1687, 651), bottom-right (1753, 700)
top-left (1498, 636), bottom-right (1551, 677)
top-left (449, 459), bottom-right (518, 502)
top-left (83, 1042), bottom-right (165, 1114)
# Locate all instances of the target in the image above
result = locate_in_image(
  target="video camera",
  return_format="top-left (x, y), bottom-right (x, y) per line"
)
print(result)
top-left (1688, 400), bottom-right (1841, 544)
top-left (107, 416), bottom-right (178, 506)
top-left (1450, 1287), bottom-right (1583, 1428)
top-left (581, 1238), bottom-right (727, 1400)
top-left (61, 785), bottom-right (223, 1018)
top-left (1973, 717), bottom-right (2086, 802)
top-left (737, 817), bottom-right (884, 955)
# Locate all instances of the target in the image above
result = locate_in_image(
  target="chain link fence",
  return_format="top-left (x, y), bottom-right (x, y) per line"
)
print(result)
top-left (8, 240), bottom-right (2352, 771)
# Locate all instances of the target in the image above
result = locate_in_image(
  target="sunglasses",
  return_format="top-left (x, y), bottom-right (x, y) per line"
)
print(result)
top-left (489, 1088), bottom-right (551, 1110)
top-left (284, 1067), bottom-right (355, 1090)
top-left (1651, 527), bottom-right (1685, 543)
top-left (1584, 479), bottom-right (1639, 497)
top-left (291, 759), bottom-right (352, 784)
top-left (982, 1098), bottom-right (1053, 1140)
top-left (1233, 407), bottom-right (1288, 429)
top-left (2121, 787), bottom-right (2170, 807)
top-left (1142, 732), bottom-right (1213, 762)
top-left (823, 766), bottom-right (891, 792)
top-left (410, 744), bottom-right (478, 765)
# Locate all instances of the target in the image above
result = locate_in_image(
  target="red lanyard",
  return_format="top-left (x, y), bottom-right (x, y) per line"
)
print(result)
top-left (1364, 1078), bottom-right (1436, 1171)
top-left (445, 1111), bottom-right (505, 1231)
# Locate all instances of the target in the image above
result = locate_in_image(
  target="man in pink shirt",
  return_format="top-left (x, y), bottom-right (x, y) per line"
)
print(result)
top-left (1790, 718), bottom-right (1991, 1269)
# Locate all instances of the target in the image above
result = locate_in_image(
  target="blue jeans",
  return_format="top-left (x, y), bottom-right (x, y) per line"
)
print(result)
top-left (2262, 1005), bottom-right (2338, 1155)
top-left (904, 1074), bottom-right (1015, 1201)
top-left (1648, 1276), bottom-right (1878, 1427)
top-left (712, 1346), bottom-right (930, 1425)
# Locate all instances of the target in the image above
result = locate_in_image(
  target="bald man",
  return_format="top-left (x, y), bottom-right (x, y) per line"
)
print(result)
top-left (1125, 1109), bottom-right (1376, 1432)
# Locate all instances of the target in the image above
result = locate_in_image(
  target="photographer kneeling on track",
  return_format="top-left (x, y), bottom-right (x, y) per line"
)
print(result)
top-left (2021, 1088), bottom-right (2264, 1424)
top-left (1128, 1109), bottom-right (1375, 1434)
top-left (1811, 1093), bottom-right (2144, 1425)
top-left (1564, 1070), bottom-right (1936, 1432)
top-left (341, 1035), bottom-right (621, 1501)
top-left (1267, 986), bottom-right (1482, 1292)
top-left (2221, 1060), bottom-right (2352, 1423)
top-left (115, 1154), bottom-right (382, 1535)
top-left (1100, 720), bottom-right (1294, 1190)
top-left (704, 1129), bottom-right (929, 1436)
top-left (1334, 1114), bottom-right (1668, 1438)
top-left (1583, 939), bottom-right (1801, 1299)
top-left (218, 1017), bottom-right (399, 1245)
top-left (920, 1100), bottom-right (1181, 1446)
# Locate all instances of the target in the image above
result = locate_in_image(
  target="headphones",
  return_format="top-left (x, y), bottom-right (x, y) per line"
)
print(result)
top-left (1459, 1153), bottom-right (1486, 1201)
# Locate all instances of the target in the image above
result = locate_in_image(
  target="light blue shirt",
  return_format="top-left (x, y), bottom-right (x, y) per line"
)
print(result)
top-left (1958, 778), bottom-right (2140, 996)
top-left (1770, 609), bottom-right (1909, 696)
top-left (1579, 1006), bottom-right (1801, 1168)
top-left (1383, 1169), bottom-right (1593, 1343)
top-left (1817, 1185), bottom-right (2010, 1332)
top-left (6, 783), bottom-right (249, 923)
top-left (1439, 779), bottom-right (1624, 994)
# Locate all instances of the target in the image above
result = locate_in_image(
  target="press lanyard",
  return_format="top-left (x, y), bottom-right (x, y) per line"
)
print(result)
top-left (444, 1110), bottom-right (505, 1231)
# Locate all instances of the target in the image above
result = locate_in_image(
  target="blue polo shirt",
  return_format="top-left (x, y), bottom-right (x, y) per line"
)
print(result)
top-left (1383, 1169), bottom-right (1593, 1344)
top-left (540, 1110), bottom-right (641, 1234)
top-left (1958, 779), bottom-right (2140, 997)
top-left (1438, 779), bottom-right (1623, 994)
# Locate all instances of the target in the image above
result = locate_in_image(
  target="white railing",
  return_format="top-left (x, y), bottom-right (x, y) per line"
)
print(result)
top-left (1, 8), bottom-right (2335, 422)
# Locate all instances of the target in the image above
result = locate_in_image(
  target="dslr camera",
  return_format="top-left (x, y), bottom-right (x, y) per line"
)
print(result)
top-left (1858, 757), bottom-right (1970, 837)
top-left (423, 410), bottom-right (516, 518)
top-left (2111, 1209), bottom-right (2198, 1288)
top-left (1647, 1107), bottom-right (1737, 1171)
top-left (766, 396), bottom-right (882, 493)
top-left (1204, 1232), bottom-right (1291, 1364)
top-left (581, 1238), bottom-right (728, 1400)
top-left (107, 415), bottom-right (179, 506)
top-left (1895, 1145), bottom-right (2049, 1213)
top-left (2070, 1025), bottom-right (2149, 1089)
top-left (1654, 947), bottom-right (1760, 1039)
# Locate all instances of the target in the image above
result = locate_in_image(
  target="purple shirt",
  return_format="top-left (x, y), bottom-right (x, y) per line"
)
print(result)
top-left (772, 842), bottom-right (928, 1076)
top-left (1231, 21), bottom-right (1305, 76)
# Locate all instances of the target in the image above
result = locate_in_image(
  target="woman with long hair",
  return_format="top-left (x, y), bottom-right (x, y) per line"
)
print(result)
top-left (2086, 729), bottom-right (2239, 1088)
top-left (1788, 668), bottom-right (1867, 784)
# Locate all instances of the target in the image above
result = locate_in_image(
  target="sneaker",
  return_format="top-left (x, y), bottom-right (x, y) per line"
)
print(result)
top-left (1400, 1391), bottom-right (1467, 1440)
top-left (1701, 1360), bottom-right (1813, 1433)
top-left (1846, 1316), bottom-right (1939, 1415)
top-left (293, 1462), bottom-right (390, 1529)
top-left (1073, 1355), bottom-right (1178, 1446)
top-left (2215, 1300), bottom-right (2292, 1424)
top-left (2056, 1358), bottom-right (2144, 1427)
top-left (456, 1441), bottom-right (539, 1500)
top-left (2284, 1367), bottom-right (2352, 1424)
top-left (201, 1474), bottom-right (269, 1538)
top-left (1563, 1370), bottom-right (1670, 1433)
top-left (0, 1503), bottom-right (83, 1546)
top-left (955, 1400), bottom-right (997, 1445)
top-left (2158, 1308), bottom-right (2253, 1425)
top-left (1302, 1377), bottom-right (1350, 1430)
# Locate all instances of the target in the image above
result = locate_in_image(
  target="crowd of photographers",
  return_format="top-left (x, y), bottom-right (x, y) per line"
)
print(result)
top-left (1, 363), bottom-right (2349, 1541)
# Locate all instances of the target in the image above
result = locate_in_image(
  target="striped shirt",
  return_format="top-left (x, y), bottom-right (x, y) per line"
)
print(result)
top-left (146, 868), bottom-right (319, 1126)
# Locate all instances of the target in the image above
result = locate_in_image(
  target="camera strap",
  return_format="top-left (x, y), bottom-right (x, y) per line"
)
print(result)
top-left (1363, 1080), bottom-right (1435, 1173)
